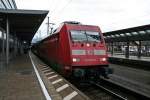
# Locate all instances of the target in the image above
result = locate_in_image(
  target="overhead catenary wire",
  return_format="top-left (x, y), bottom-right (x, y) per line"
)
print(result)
top-left (46, 0), bottom-right (73, 33)
top-left (51, 0), bottom-right (73, 18)
top-left (57, 0), bottom-right (73, 14)
top-left (50, 0), bottom-right (60, 15)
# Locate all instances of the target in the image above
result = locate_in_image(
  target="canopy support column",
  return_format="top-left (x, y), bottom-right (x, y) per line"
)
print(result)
top-left (2, 30), bottom-right (5, 57)
top-left (137, 41), bottom-right (142, 58)
top-left (125, 42), bottom-right (129, 58)
top-left (6, 16), bottom-right (10, 65)
top-left (111, 42), bottom-right (114, 56)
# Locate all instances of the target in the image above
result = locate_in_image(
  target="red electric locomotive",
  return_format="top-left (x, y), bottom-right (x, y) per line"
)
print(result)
top-left (35, 21), bottom-right (112, 78)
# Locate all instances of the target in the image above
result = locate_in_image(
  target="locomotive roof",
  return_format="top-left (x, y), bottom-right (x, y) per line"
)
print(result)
top-left (37, 22), bottom-right (100, 44)
top-left (62, 21), bottom-right (81, 25)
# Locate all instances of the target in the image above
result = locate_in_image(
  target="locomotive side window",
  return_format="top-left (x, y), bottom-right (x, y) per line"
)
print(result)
top-left (70, 30), bottom-right (101, 42)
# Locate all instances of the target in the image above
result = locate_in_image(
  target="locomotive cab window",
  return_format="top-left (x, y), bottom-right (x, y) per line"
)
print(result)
top-left (70, 30), bottom-right (87, 42)
top-left (70, 30), bottom-right (101, 42)
top-left (86, 31), bottom-right (101, 42)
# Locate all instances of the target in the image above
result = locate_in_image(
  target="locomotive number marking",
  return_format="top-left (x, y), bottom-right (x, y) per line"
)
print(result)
top-left (84, 59), bottom-right (96, 61)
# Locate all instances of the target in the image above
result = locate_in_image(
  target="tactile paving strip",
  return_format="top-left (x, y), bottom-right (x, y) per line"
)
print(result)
top-left (38, 64), bottom-right (90, 100)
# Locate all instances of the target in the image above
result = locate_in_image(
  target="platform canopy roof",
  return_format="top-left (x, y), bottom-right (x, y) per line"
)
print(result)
top-left (103, 24), bottom-right (150, 42)
top-left (0, 9), bottom-right (48, 43)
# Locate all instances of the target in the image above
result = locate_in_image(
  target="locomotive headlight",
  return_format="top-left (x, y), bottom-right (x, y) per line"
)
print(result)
top-left (102, 58), bottom-right (106, 61)
top-left (100, 58), bottom-right (107, 62)
top-left (72, 58), bottom-right (80, 62)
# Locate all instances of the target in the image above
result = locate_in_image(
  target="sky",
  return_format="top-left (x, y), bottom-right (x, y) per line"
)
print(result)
top-left (15, 0), bottom-right (150, 42)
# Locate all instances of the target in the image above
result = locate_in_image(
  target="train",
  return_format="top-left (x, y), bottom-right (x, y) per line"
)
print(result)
top-left (32, 21), bottom-right (112, 79)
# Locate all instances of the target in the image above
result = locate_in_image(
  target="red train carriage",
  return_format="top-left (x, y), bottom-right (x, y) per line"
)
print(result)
top-left (35, 21), bottom-right (112, 78)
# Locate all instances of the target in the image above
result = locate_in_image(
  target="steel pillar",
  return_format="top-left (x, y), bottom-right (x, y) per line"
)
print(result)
top-left (2, 30), bottom-right (5, 57)
top-left (111, 42), bottom-right (114, 56)
top-left (125, 42), bottom-right (129, 58)
top-left (145, 45), bottom-right (148, 56)
top-left (137, 41), bottom-right (141, 58)
top-left (20, 43), bottom-right (23, 54)
top-left (13, 34), bottom-right (17, 57)
top-left (6, 17), bottom-right (9, 65)
top-left (17, 40), bottom-right (20, 54)
top-left (14, 37), bottom-right (18, 56)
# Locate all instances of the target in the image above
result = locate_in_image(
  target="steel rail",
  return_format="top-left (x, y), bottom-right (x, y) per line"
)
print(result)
top-left (100, 78), bottom-right (150, 100)
top-left (90, 81), bottom-right (128, 100)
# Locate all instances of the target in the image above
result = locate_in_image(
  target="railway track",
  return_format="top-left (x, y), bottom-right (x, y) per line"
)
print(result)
top-left (98, 78), bottom-right (150, 100)
top-left (69, 77), bottom-right (150, 100)
top-left (89, 81), bottom-right (127, 100)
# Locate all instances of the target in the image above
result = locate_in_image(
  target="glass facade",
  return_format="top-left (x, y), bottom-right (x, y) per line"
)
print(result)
top-left (0, 0), bottom-right (17, 9)
top-left (0, 1), bottom-right (5, 9)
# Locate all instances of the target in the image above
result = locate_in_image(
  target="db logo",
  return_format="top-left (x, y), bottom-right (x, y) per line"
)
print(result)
top-left (87, 50), bottom-right (93, 55)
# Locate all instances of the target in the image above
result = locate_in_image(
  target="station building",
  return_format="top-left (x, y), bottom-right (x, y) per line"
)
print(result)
top-left (0, 0), bottom-right (48, 65)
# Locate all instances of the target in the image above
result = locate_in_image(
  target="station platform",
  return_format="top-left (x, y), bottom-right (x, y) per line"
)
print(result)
top-left (109, 54), bottom-right (150, 61)
top-left (108, 54), bottom-right (150, 69)
top-left (109, 64), bottom-right (150, 98)
top-left (0, 52), bottom-right (89, 100)
top-left (0, 54), bottom-right (45, 100)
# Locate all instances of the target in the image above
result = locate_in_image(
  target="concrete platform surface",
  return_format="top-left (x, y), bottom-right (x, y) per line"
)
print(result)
top-left (109, 64), bottom-right (150, 98)
top-left (30, 52), bottom-right (90, 100)
top-left (0, 54), bottom-right (45, 100)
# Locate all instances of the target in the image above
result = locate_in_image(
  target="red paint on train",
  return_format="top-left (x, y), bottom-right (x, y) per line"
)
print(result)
top-left (35, 21), bottom-right (112, 78)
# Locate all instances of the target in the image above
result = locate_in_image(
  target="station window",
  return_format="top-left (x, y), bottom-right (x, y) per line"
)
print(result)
top-left (8, 0), bottom-right (15, 9)
top-left (2, 0), bottom-right (11, 9)
top-left (0, 1), bottom-right (5, 9)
